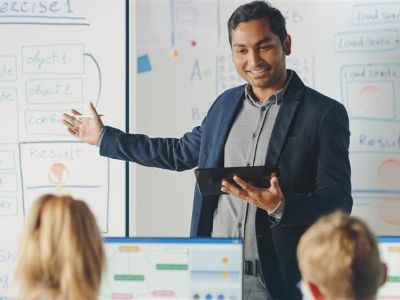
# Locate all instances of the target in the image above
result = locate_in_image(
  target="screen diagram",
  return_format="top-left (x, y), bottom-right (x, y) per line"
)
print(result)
top-left (377, 237), bottom-right (400, 298)
top-left (100, 238), bottom-right (243, 300)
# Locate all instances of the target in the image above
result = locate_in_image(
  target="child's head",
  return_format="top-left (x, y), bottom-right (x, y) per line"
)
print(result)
top-left (297, 211), bottom-right (386, 300)
top-left (16, 194), bottom-right (105, 299)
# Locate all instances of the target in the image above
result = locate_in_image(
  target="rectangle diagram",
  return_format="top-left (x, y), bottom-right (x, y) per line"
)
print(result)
top-left (25, 109), bottom-right (73, 136)
top-left (353, 3), bottom-right (400, 25)
top-left (350, 152), bottom-right (400, 194)
top-left (0, 197), bottom-right (17, 216)
top-left (350, 120), bottom-right (400, 153)
top-left (0, 173), bottom-right (17, 193)
top-left (334, 30), bottom-right (399, 53)
top-left (26, 78), bottom-right (84, 105)
top-left (22, 44), bottom-right (84, 74)
top-left (0, 88), bottom-right (18, 144)
top-left (341, 64), bottom-right (400, 121)
top-left (0, 56), bottom-right (17, 81)
top-left (19, 142), bottom-right (110, 232)
top-left (0, 151), bottom-right (16, 170)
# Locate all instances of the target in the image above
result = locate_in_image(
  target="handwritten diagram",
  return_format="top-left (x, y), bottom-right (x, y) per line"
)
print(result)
top-left (0, 42), bottom-right (107, 232)
top-left (336, 2), bottom-right (400, 235)
top-left (19, 142), bottom-right (110, 232)
top-left (137, 0), bottom-right (219, 50)
top-left (341, 64), bottom-right (399, 121)
top-left (0, 1), bottom-right (126, 297)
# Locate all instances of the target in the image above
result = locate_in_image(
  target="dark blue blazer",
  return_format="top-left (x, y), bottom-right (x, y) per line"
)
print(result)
top-left (100, 71), bottom-right (352, 299)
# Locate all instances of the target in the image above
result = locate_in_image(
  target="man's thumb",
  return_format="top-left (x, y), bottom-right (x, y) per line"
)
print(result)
top-left (270, 176), bottom-right (280, 191)
top-left (89, 102), bottom-right (100, 120)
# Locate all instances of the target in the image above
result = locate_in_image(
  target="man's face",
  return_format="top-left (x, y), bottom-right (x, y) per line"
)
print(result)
top-left (231, 18), bottom-right (290, 94)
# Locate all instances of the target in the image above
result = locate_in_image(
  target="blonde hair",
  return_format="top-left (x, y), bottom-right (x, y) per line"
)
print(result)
top-left (297, 211), bottom-right (384, 300)
top-left (16, 194), bottom-right (105, 300)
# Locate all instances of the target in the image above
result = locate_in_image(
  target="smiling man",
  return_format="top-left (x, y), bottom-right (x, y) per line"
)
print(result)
top-left (63, 1), bottom-right (352, 299)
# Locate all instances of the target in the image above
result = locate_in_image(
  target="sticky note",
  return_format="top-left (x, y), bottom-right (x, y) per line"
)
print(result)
top-left (137, 55), bottom-right (151, 73)
top-left (170, 49), bottom-right (179, 57)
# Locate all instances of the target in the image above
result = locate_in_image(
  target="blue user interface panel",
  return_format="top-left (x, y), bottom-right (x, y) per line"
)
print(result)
top-left (377, 236), bottom-right (400, 298)
top-left (100, 237), bottom-right (243, 299)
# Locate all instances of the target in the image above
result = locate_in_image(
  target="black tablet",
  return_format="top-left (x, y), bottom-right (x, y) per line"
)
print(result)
top-left (194, 165), bottom-right (280, 197)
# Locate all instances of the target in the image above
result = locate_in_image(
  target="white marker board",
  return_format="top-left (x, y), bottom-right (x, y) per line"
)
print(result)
top-left (0, 0), bottom-right (127, 297)
top-left (132, 0), bottom-right (400, 237)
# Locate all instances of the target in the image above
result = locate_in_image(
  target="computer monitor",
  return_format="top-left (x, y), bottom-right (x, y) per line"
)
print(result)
top-left (377, 236), bottom-right (400, 298)
top-left (100, 237), bottom-right (243, 299)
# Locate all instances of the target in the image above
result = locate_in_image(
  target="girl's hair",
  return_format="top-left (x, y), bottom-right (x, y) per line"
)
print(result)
top-left (16, 194), bottom-right (105, 299)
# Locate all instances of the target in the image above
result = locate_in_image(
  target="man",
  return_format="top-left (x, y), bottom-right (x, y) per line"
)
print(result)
top-left (297, 211), bottom-right (386, 300)
top-left (63, 1), bottom-right (352, 299)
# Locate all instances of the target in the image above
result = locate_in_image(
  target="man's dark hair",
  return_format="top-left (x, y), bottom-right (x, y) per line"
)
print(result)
top-left (228, 1), bottom-right (287, 46)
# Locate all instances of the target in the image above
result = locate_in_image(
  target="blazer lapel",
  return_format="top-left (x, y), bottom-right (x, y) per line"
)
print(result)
top-left (265, 72), bottom-right (305, 166)
top-left (210, 87), bottom-right (245, 167)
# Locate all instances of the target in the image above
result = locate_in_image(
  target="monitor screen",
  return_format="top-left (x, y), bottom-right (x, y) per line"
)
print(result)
top-left (377, 236), bottom-right (400, 298)
top-left (100, 237), bottom-right (243, 299)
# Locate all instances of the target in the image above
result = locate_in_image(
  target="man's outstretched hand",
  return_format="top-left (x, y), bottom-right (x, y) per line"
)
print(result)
top-left (62, 102), bottom-right (104, 145)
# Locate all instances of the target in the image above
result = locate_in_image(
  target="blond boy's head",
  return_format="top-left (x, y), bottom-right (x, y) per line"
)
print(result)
top-left (297, 211), bottom-right (386, 300)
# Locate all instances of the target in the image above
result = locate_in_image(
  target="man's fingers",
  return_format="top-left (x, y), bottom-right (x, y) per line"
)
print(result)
top-left (221, 179), bottom-right (240, 194)
top-left (71, 109), bottom-right (82, 116)
top-left (221, 179), bottom-right (253, 202)
top-left (62, 113), bottom-right (74, 122)
top-left (233, 175), bottom-right (264, 201)
top-left (233, 176), bottom-right (253, 191)
top-left (63, 113), bottom-right (82, 126)
top-left (62, 118), bottom-right (80, 132)
top-left (63, 119), bottom-right (80, 129)
top-left (223, 174), bottom-right (282, 211)
top-left (67, 127), bottom-right (79, 137)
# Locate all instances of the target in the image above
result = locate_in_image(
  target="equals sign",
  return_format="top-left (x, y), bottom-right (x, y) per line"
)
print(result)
top-left (203, 68), bottom-right (212, 77)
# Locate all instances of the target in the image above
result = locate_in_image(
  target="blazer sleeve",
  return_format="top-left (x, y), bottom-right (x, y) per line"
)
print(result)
top-left (278, 102), bottom-right (352, 227)
top-left (99, 124), bottom-right (202, 172)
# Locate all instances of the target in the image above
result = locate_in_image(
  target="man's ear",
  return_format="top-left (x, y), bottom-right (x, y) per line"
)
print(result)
top-left (283, 34), bottom-right (292, 55)
top-left (307, 281), bottom-right (324, 300)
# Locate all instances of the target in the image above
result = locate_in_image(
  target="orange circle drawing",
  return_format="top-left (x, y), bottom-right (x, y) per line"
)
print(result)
top-left (379, 199), bottom-right (400, 226)
top-left (48, 163), bottom-right (69, 185)
top-left (358, 85), bottom-right (389, 116)
top-left (378, 158), bottom-right (400, 188)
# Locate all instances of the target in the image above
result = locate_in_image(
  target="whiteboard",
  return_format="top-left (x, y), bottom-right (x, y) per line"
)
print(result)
top-left (132, 0), bottom-right (400, 237)
top-left (0, 0), bottom-right (126, 297)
